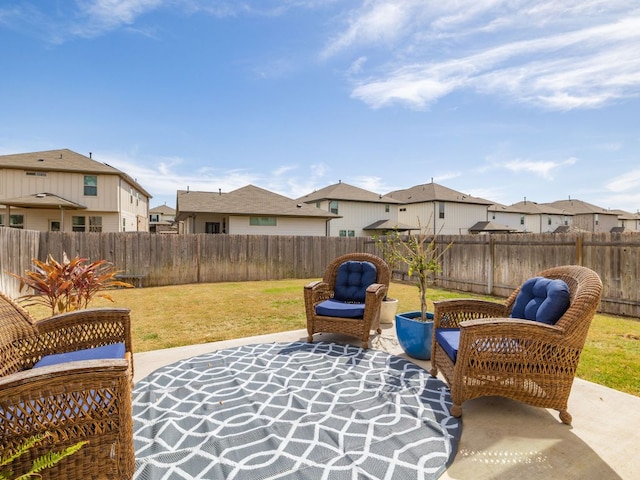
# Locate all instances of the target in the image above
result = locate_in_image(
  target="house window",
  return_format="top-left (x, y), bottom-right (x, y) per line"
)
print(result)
top-left (89, 216), bottom-right (102, 232)
top-left (329, 200), bottom-right (339, 215)
top-left (339, 230), bottom-right (346, 237)
top-left (548, 215), bottom-right (552, 226)
top-left (136, 192), bottom-right (140, 206)
top-left (520, 214), bottom-right (525, 225)
top-left (26, 171), bottom-right (46, 177)
top-left (316, 201), bottom-right (321, 208)
top-left (0, 214), bottom-right (24, 228)
top-left (594, 214), bottom-right (599, 226)
top-left (249, 217), bottom-right (277, 226)
top-left (84, 175), bottom-right (97, 196)
top-left (348, 230), bottom-right (355, 237)
top-left (385, 204), bottom-right (390, 213)
top-left (72, 216), bottom-right (86, 232)
top-left (150, 214), bottom-right (160, 222)
top-left (492, 212), bottom-right (496, 220)
top-left (130, 188), bottom-right (134, 204)
top-left (400, 207), bottom-right (406, 212)
top-left (50, 221), bottom-right (61, 232)
top-left (205, 222), bottom-right (220, 234)
top-left (10, 215), bottom-right (24, 229)
top-left (122, 218), bottom-right (126, 231)
top-left (439, 202), bottom-right (445, 219)
top-left (563, 216), bottom-right (568, 226)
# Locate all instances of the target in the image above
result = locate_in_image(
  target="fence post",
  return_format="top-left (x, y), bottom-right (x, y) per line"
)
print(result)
top-left (487, 235), bottom-right (495, 295)
top-left (575, 235), bottom-right (583, 265)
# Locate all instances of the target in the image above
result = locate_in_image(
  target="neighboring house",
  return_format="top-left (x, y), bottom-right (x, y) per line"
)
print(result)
top-left (489, 200), bottom-right (572, 233)
top-left (297, 181), bottom-right (413, 237)
top-left (386, 181), bottom-right (494, 235)
top-left (175, 184), bottom-right (339, 235)
top-left (610, 209), bottom-right (640, 233)
top-left (0, 149), bottom-right (151, 232)
top-left (149, 204), bottom-right (177, 233)
top-left (544, 198), bottom-right (618, 233)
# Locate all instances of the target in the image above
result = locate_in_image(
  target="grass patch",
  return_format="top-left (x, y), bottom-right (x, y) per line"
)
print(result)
top-left (25, 278), bottom-right (640, 396)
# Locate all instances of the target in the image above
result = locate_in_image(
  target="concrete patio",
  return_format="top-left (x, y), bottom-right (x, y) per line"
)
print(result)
top-left (134, 323), bottom-right (639, 480)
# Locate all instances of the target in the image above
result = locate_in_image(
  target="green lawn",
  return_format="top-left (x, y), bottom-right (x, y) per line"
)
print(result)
top-left (26, 278), bottom-right (640, 396)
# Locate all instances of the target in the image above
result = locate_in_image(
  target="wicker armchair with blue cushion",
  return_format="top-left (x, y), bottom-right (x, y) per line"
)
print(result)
top-left (304, 253), bottom-right (390, 349)
top-left (430, 265), bottom-right (602, 425)
top-left (0, 291), bottom-right (134, 479)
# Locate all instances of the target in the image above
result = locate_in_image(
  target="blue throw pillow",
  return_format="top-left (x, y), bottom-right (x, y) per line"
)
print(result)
top-left (511, 277), bottom-right (570, 325)
top-left (333, 261), bottom-right (377, 303)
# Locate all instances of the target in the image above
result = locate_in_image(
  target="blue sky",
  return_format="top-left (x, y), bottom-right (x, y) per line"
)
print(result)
top-left (1, 1), bottom-right (639, 212)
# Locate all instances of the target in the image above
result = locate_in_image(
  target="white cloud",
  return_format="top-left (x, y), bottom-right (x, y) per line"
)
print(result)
top-left (606, 170), bottom-right (640, 192)
top-left (502, 156), bottom-right (577, 179)
top-left (341, 1), bottom-right (640, 110)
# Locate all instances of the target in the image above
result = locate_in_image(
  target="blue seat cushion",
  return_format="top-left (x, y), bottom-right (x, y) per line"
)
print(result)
top-left (435, 328), bottom-right (460, 362)
top-left (511, 277), bottom-right (570, 325)
top-left (32, 343), bottom-right (126, 368)
top-left (333, 261), bottom-right (377, 303)
top-left (315, 299), bottom-right (365, 319)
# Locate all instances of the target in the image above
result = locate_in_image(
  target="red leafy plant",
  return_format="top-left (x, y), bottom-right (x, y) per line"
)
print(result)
top-left (9, 253), bottom-right (133, 315)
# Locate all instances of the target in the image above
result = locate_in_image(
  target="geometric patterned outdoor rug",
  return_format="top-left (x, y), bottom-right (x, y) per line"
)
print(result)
top-left (132, 341), bottom-right (461, 479)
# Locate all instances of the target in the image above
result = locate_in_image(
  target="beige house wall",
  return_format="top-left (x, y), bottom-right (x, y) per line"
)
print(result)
top-left (399, 202), bottom-right (488, 235)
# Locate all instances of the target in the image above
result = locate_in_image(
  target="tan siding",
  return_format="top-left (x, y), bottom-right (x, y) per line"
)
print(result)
top-left (229, 216), bottom-right (327, 235)
top-left (326, 201), bottom-right (397, 237)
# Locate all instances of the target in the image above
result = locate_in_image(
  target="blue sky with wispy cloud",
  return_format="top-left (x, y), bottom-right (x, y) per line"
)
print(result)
top-left (1, 0), bottom-right (638, 212)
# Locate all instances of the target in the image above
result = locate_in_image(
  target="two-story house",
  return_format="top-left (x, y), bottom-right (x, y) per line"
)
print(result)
top-left (149, 204), bottom-right (177, 233)
top-left (386, 181), bottom-right (494, 235)
top-left (489, 200), bottom-right (572, 233)
top-left (610, 209), bottom-right (640, 233)
top-left (545, 198), bottom-right (618, 233)
top-left (175, 185), bottom-right (339, 235)
top-left (297, 181), bottom-right (413, 237)
top-left (0, 149), bottom-right (151, 232)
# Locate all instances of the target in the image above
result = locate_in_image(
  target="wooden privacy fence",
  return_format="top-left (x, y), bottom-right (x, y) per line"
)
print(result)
top-left (0, 228), bottom-right (638, 318)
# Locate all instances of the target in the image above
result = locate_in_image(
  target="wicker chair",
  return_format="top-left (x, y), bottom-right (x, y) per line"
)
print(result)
top-left (304, 253), bottom-right (390, 349)
top-left (430, 265), bottom-right (603, 425)
top-left (0, 291), bottom-right (134, 479)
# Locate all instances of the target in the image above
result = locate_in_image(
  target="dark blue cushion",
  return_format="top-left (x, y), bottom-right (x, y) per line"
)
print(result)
top-left (333, 261), bottom-right (377, 303)
top-left (435, 328), bottom-right (459, 362)
top-left (511, 277), bottom-right (570, 325)
top-left (32, 343), bottom-right (126, 368)
top-left (315, 299), bottom-right (365, 319)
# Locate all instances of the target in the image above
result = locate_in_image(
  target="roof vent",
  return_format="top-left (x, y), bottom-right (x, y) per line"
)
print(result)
top-left (36, 193), bottom-right (46, 198)
top-left (38, 158), bottom-right (45, 162)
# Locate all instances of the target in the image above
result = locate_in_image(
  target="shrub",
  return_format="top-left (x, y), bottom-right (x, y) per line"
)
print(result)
top-left (9, 253), bottom-right (133, 315)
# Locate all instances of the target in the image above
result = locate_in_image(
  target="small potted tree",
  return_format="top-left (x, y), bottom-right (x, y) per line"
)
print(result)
top-left (375, 221), bottom-right (451, 360)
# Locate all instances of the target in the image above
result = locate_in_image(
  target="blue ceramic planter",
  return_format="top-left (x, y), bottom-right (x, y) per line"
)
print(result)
top-left (395, 311), bottom-right (434, 360)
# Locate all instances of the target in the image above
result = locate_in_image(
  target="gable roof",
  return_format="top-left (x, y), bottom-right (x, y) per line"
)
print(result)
top-left (150, 205), bottom-right (176, 215)
top-left (490, 201), bottom-right (569, 215)
top-left (0, 149), bottom-right (151, 198)
top-left (298, 182), bottom-right (402, 204)
top-left (468, 221), bottom-right (517, 233)
top-left (386, 182), bottom-right (493, 206)
top-left (176, 184), bottom-right (340, 219)
top-left (544, 198), bottom-right (616, 216)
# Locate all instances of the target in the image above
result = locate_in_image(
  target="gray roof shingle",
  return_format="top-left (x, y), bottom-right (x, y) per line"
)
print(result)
top-left (386, 182), bottom-right (493, 205)
top-left (177, 185), bottom-right (339, 218)
top-left (298, 182), bottom-right (402, 204)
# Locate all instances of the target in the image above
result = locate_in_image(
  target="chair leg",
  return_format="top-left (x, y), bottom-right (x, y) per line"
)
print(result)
top-left (307, 334), bottom-right (314, 343)
top-left (450, 404), bottom-right (462, 418)
top-left (559, 409), bottom-right (572, 425)
top-left (429, 367), bottom-right (438, 377)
